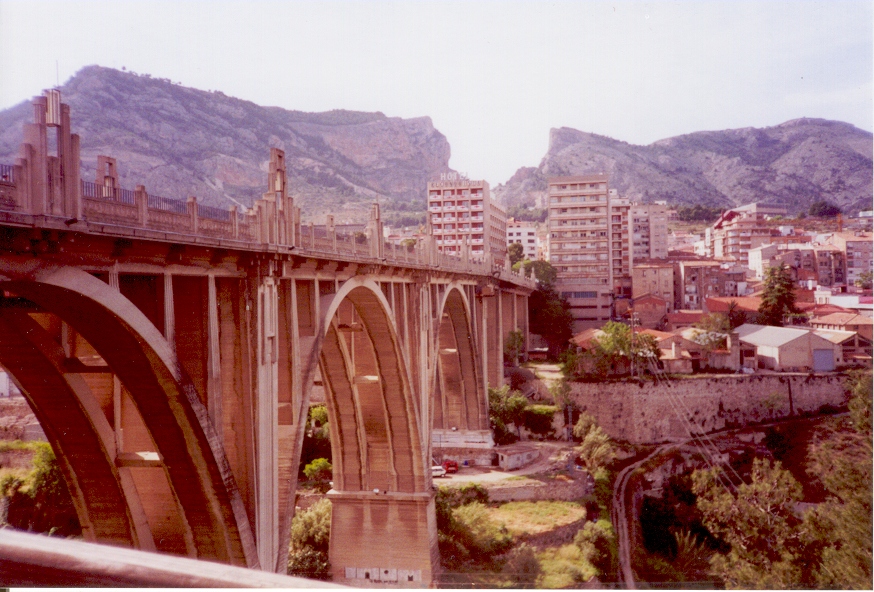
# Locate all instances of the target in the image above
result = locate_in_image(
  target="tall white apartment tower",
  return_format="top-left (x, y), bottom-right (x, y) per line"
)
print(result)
top-left (428, 177), bottom-right (508, 266)
top-left (548, 174), bottom-right (633, 331)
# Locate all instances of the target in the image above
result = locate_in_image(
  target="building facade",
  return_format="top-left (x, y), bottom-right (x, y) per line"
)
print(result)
top-left (828, 232), bottom-right (873, 286)
top-left (548, 175), bottom-right (612, 330)
top-left (631, 262), bottom-right (675, 312)
top-left (706, 209), bottom-right (778, 265)
top-left (428, 178), bottom-right (507, 265)
top-left (631, 203), bottom-right (669, 261)
top-left (507, 218), bottom-right (538, 261)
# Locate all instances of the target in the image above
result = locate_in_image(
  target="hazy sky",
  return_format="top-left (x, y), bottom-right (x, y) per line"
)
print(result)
top-left (1, 1), bottom-right (871, 184)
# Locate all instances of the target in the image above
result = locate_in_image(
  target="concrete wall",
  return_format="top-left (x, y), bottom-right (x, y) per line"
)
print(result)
top-left (568, 374), bottom-right (850, 444)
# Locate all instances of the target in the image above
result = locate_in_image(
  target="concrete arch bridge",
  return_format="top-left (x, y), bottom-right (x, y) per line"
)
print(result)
top-left (0, 91), bottom-right (533, 586)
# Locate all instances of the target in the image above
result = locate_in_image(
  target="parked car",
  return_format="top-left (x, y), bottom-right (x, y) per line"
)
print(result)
top-left (431, 465), bottom-right (447, 478)
top-left (442, 460), bottom-right (459, 474)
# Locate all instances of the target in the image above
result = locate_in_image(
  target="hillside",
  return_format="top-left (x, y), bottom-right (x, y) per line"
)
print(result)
top-left (495, 121), bottom-right (873, 215)
top-left (0, 66), bottom-right (452, 223)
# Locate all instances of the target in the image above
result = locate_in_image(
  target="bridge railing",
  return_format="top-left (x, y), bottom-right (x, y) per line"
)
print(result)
top-left (0, 160), bottom-right (535, 288)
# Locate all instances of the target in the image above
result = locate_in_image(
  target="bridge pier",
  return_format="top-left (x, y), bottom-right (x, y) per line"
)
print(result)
top-left (328, 490), bottom-right (438, 587)
top-left (0, 90), bottom-right (536, 586)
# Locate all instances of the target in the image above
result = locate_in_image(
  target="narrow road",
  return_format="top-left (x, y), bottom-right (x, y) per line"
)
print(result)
top-left (611, 443), bottom-right (680, 589)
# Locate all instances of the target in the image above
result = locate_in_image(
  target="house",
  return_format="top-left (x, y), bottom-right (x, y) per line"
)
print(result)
top-left (735, 324), bottom-right (837, 372)
top-left (630, 293), bottom-right (669, 329)
top-left (812, 329), bottom-right (873, 367)
top-left (809, 312), bottom-right (873, 341)
top-left (496, 444), bottom-right (540, 471)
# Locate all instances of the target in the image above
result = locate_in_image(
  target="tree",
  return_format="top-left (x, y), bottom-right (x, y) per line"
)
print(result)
top-left (804, 372), bottom-right (872, 589)
top-left (574, 519), bottom-right (617, 578)
top-left (528, 284), bottom-right (574, 359)
top-left (757, 263), bottom-right (796, 326)
top-left (692, 458), bottom-right (814, 588)
top-left (591, 321), bottom-right (661, 375)
top-left (489, 385), bottom-right (529, 442)
top-left (573, 413), bottom-right (616, 473)
top-left (855, 270), bottom-right (873, 290)
top-left (808, 200), bottom-right (841, 218)
top-left (504, 329), bottom-right (525, 366)
top-left (508, 242), bottom-right (525, 266)
top-left (517, 259), bottom-right (558, 285)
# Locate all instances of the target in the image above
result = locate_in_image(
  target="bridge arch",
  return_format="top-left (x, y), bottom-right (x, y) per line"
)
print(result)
top-left (299, 276), bottom-right (436, 584)
top-left (431, 284), bottom-right (488, 442)
top-left (0, 264), bottom-right (258, 567)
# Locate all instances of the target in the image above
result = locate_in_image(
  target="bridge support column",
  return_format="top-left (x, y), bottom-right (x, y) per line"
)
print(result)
top-left (328, 490), bottom-right (438, 587)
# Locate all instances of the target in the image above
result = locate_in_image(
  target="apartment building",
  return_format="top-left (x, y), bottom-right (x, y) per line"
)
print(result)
top-left (548, 175), bottom-right (632, 330)
top-left (507, 218), bottom-right (538, 260)
top-left (749, 243), bottom-right (847, 287)
top-left (706, 209), bottom-right (778, 265)
top-left (828, 232), bottom-right (873, 286)
top-left (428, 178), bottom-right (507, 265)
top-left (610, 193), bottom-right (633, 300)
top-left (631, 203), bottom-right (669, 260)
top-left (632, 262), bottom-right (675, 312)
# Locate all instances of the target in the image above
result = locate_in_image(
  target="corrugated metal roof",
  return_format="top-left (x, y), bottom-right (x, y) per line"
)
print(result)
top-left (735, 324), bottom-right (811, 347)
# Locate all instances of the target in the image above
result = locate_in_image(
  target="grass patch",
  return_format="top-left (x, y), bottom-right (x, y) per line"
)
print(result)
top-left (486, 501), bottom-right (586, 537)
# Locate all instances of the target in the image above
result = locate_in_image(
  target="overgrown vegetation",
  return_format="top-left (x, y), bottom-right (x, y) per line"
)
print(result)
top-left (687, 371), bottom-right (872, 589)
top-left (563, 321), bottom-right (660, 380)
top-left (489, 385), bottom-right (557, 443)
top-left (0, 441), bottom-right (80, 537)
top-left (287, 498), bottom-right (332, 580)
top-left (298, 404), bottom-right (331, 486)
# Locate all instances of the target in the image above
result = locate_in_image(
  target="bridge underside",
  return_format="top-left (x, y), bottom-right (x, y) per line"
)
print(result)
top-left (0, 91), bottom-right (532, 586)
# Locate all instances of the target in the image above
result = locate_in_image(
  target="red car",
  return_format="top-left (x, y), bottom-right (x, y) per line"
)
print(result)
top-left (442, 460), bottom-right (459, 474)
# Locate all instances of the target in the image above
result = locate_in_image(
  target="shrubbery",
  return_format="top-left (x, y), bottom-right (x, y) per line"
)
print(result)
top-left (287, 498), bottom-right (332, 580)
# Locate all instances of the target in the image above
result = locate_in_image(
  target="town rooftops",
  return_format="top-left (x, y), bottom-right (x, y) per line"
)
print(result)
top-left (705, 296), bottom-right (762, 314)
top-left (666, 310), bottom-right (705, 324)
top-left (735, 324), bottom-right (812, 347)
top-left (809, 312), bottom-right (874, 327)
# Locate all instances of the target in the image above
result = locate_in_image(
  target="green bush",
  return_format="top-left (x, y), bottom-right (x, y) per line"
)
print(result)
top-left (303, 458), bottom-right (332, 482)
top-left (574, 519), bottom-right (616, 578)
top-left (523, 405), bottom-right (558, 437)
top-left (0, 441), bottom-right (80, 536)
top-left (288, 498), bottom-right (331, 580)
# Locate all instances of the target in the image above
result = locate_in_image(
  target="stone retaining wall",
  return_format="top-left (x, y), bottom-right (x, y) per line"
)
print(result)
top-left (568, 373), bottom-right (850, 444)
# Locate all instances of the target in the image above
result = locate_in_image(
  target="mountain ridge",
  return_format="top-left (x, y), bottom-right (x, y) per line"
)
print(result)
top-left (0, 65), bottom-right (452, 223)
top-left (0, 65), bottom-right (870, 222)
top-left (496, 119), bottom-right (872, 215)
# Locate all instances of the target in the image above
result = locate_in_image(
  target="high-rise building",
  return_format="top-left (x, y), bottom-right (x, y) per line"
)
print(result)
top-left (548, 175), bottom-right (632, 331)
top-left (507, 218), bottom-right (538, 261)
top-left (428, 177), bottom-right (507, 265)
top-left (631, 203), bottom-right (669, 261)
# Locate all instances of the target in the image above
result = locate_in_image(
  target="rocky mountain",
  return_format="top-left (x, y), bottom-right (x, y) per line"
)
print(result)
top-left (0, 66), bottom-right (452, 223)
top-left (495, 121), bottom-right (873, 215)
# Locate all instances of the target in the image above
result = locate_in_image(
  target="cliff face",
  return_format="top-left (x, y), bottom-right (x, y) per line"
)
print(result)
top-left (0, 66), bottom-right (452, 222)
top-left (496, 121), bottom-right (873, 214)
